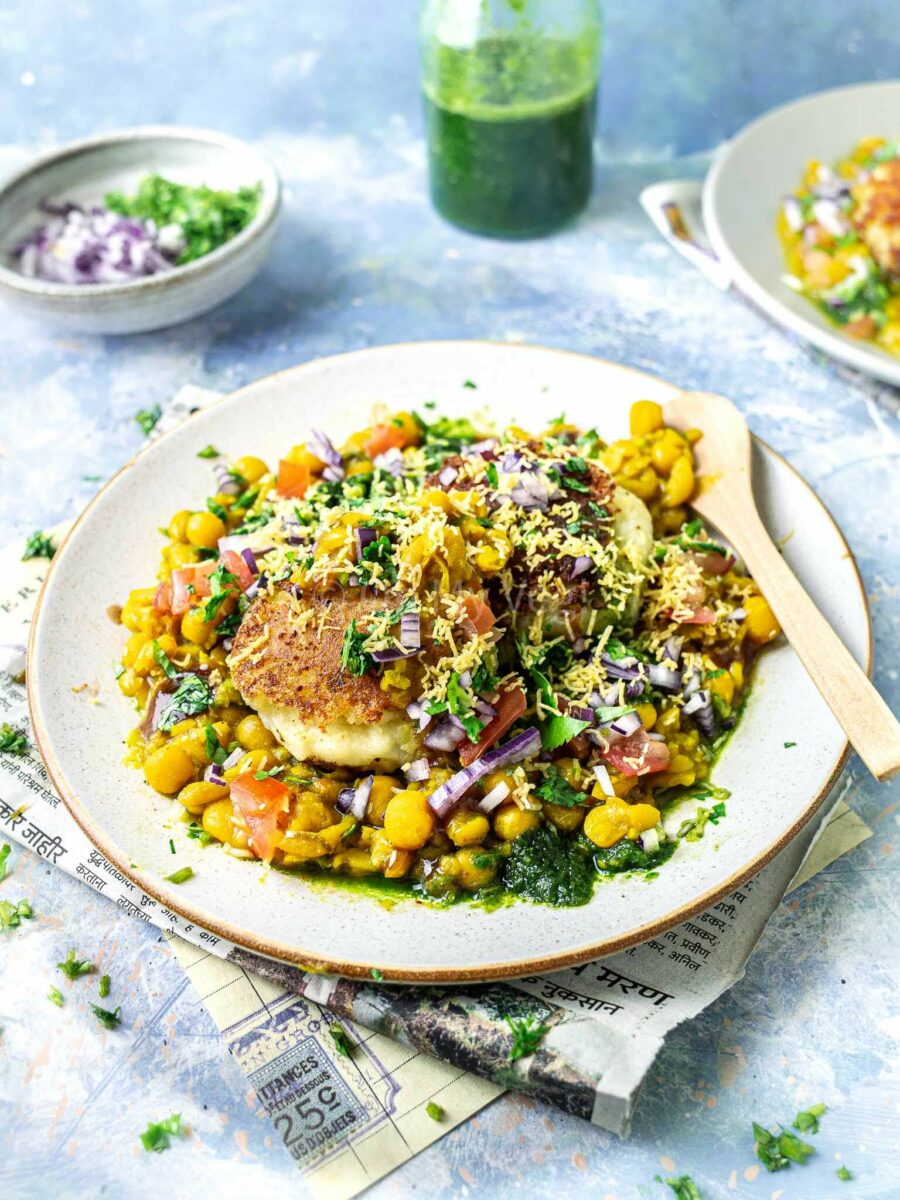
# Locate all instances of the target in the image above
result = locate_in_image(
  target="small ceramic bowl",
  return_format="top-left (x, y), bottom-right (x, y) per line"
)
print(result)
top-left (0, 126), bottom-right (281, 335)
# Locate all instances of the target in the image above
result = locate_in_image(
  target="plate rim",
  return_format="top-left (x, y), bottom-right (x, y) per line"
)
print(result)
top-left (702, 78), bottom-right (900, 389)
top-left (26, 340), bottom-right (871, 982)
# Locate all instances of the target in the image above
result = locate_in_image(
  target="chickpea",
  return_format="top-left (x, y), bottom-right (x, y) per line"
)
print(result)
top-left (236, 713), bottom-right (276, 751)
top-left (440, 848), bottom-right (496, 891)
top-left (178, 605), bottom-right (217, 649)
top-left (493, 805), bottom-right (540, 841)
top-left (629, 400), bottom-right (664, 436)
top-left (224, 749), bottom-right (277, 780)
top-left (163, 542), bottom-right (200, 571)
top-left (636, 702), bottom-right (657, 730)
top-left (650, 430), bottom-right (684, 476)
top-left (663, 455), bottom-right (695, 508)
top-left (285, 798), bottom-right (334, 833)
top-left (744, 595), bottom-right (781, 644)
top-left (365, 775), bottom-right (400, 826)
top-left (447, 810), bottom-right (490, 847)
top-left (179, 780), bottom-right (230, 814)
top-left (144, 744), bottom-right (196, 795)
top-left (202, 798), bottom-right (236, 844)
top-left (232, 455), bottom-right (269, 484)
top-left (186, 511), bottom-right (227, 549)
top-left (383, 790), bottom-right (435, 850)
top-left (168, 510), bottom-right (192, 542)
top-left (543, 802), bottom-right (585, 832)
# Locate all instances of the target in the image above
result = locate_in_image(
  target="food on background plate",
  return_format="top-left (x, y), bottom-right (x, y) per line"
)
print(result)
top-left (14, 173), bottom-right (261, 285)
top-left (115, 398), bottom-right (781, 908)
top-left (778, 136), bottom-right (900, 351)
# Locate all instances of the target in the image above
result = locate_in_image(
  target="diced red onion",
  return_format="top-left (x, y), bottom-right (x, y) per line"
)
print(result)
top-left (322, 466), bottom-right (343, 483)
top-left (240, 547), bottom-right (258, 574)
top-left (730, 607), bottom-right (747, 621)
top-left (812, 198), bottom-right (849, 237)
top-left (683, 688), bottom-right (715, 737)
top-left (682, 668), bottom-right (702, 696)
top-left (568, 704), bottom-right (595, 724)
top-left (406, 700), bottom-right (432, 732)
top-left (373, 448), bottom-right (405, 476)
top-left (570, 555), bottom-right (593, 580)
top-left (467, 439), bottom-right (498, 455)
top-left (373, 646), bottom-right (417, 662)
top-left (203, 764), bottom-right (227, 786)
top-left (404, 758), bottom-right (431, 782)
top-left (646, 732), bottom-right (665, 742)
top-left (478, 781), bottom-right (510, 813)
top-left (592, 764), bottom-right (613, 795)
top-left (400, 609), bottom-right (421, 651)
top-left (663, 636), bottom-right (683, 665)
top-left (439, 466), bottom-right (458, 487)
top-left (782, 196), bottom-right (804, 232)
top-left (458, 669), bottom-right (472, 689)
top-left (609, 711), bottom-right (642, 737)
top-left (639, 827), bottom-right (660, 854)
top-left (351, 775), bottom-right (373, 820)
top-left (500, 450), bottom-right (523, 473)
top-left (427, 727), bottom-right (541, 818)
top-left (356, 527), bottom-right (377, 554)
top-left (308, 429), bottom-right (343, 473)
top-left (222, 747), bottom-right (244, 771)
top-left (474, 699), bottom-right (496, 721)
top-left (647, 663), bottom-right (680, 691)
top-left (601, 654), bottom-right (641, 681)
top-left (424, 721), bottom-right (467, 752)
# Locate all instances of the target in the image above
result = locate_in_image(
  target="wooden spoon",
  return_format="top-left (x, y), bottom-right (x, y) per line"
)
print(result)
top-left (664, 390), bottom-right (900, 782)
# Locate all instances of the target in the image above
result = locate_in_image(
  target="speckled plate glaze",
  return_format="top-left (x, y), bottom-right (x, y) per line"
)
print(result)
top-left (27, 342), bottom-right (870, 983)
top-left (704, 79), bottom-right (900, 388)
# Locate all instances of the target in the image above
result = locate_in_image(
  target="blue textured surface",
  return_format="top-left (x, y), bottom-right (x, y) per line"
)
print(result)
top-left (1, 3), bottom-right (899, 1198)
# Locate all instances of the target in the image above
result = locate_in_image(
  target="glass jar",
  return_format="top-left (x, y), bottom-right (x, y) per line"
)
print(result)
top-left (420, 0), bottom-right (602, 238)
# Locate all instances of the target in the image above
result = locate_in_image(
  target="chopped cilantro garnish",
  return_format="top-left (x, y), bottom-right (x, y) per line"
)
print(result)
top-left (0, 899), bottom-right (33, 929)
top-left (370, 967), bottom-right (384, 982)
top-left (204, 723), bottom-right (228, 765)
top-left (752, 1121), bottom-right (815, 1172)
top-left (47, 985), bottom-right (64, 1007)
top-left (206, 497), bottom-right (229, 523)
top-left (534, 765), bottom-right (586, 808)
top-left (793, 1102), bottom-right (827, 1134)
top-left (135, 405), bottom-right (162, 436)
top-left (99, 975), bottom-right (111, 999)
top-left (426, 1101), bottom-right (445, 1121)
top-left (151, 640), bottom-right (178, 679)
top-left (329, 1024), bottom-right (354, 1056)
top-left (708, 801), bottom-right (726, 824)
top-left (565, 455), bottom-right (587, 474)
top-left (22, 530), bottom-right (56, 561)
top-left (57, 949), bottom-right (93, 980)
top-left (485, 461), bottom-right (499, 487)
top-left (0, 724), bottom-right (29, 755)
top-left (196, 445), bottom-right (220, 459)
top-left (359, 534), bottom-right (397, 584)
top-left (463, 379), bottom-right (477, 389)
top-left (504, 1013), bottom-right (549, 1061)
top-left (107, 172), bottom-right (262, 264)
top-left (784, 741), bottom-right (796, 749)
top-left (341, 620), bottom-right (374, 676)
top-left (471, 659), bottom-right (498, 695)
top-left (187, 821), bottom-right (214, 846)
top-left (254, 765), bottom-right (284, 780)
top-left (0, 843), bottom-right (9, 881)
top-left (158, 674), bottom-right (214, 732)
top-left (684, 518), bottom-right (703, 537)
top-left (836, 1165), bottom-right (853, 1181)
top-left (139, 1112), bottom-right (184, 1152)
top-left (447, 672), bottom-right (484, 742)
top-left (164, 867), bottom-right (194, 884)
top-left (660, 1176), bottom-right (702, 1200)
top-left (541, 713), bottom-right (590, 752)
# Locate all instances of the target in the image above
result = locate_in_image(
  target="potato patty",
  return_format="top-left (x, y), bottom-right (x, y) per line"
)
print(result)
top-left (228, 586), bottom-right (419, 771)
top-left (853, 159), bottom-right (900, 277)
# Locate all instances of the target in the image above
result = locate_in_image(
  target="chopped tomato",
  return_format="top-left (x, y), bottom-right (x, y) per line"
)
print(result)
top-left (229, 773), bottom-right (292, 862)
top-left (153, 580), bottom-right (172, 615)
top-left (689, 552), bottom-right (734, 577)
top-left (679, 606), bottom-right (716, 625)
top-left (363, 423), bottom-right (405, 459)
top-left (459, 686), bottom-right (526, 766)
top-left (277, 459), bottom-right (311, 499)
top-left (460, 593), bottom-right (496, 636)
top-left (219, 549), bottom-right (254, 592)
top-left (604, 730), bottom-right (671, 777)
top-left (170, 561), bottom-right (218, 615)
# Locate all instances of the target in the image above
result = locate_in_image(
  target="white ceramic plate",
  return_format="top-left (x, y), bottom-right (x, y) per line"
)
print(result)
top-left (0, 126), bottom-right (280, 335)
top-left (27, 342), bottom-right (870, 983)
top-left (704, 80), bottom-right (900, 387)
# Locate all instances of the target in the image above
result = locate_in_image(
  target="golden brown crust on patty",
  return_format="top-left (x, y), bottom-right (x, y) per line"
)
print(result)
top-left (853, 160), bottom-right (900, 276)
top-left (229, 585), bottom-right (403, 728)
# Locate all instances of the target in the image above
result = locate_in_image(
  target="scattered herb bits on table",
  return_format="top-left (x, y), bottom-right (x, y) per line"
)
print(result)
top-left (115, 398), bottom-right (781, 908)
top-left (14, 174), bottom-right (261, 285)
top-left (779, 136), bottom-right (900, 350)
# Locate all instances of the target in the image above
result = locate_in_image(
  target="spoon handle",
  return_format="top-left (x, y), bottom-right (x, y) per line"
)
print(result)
top-left (700, 497), bottom-right (900, 782)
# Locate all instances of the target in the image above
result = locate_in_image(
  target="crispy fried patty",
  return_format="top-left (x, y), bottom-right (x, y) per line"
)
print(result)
top-left (853, 160), bottom-right (900, 277)
top-left (228, 586), bottom-right (419, 771)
